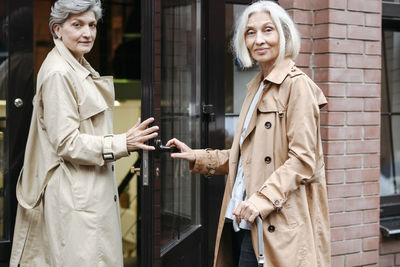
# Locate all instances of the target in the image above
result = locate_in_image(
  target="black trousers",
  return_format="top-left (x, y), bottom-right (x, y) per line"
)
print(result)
top-left (232, 228), bottom-right (259, 267)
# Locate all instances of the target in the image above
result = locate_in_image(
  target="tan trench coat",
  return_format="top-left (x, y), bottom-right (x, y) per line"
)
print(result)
top-left (192, 58), bottom-right (331, 267)
top-left (10, 39), bottom-right (129, 267)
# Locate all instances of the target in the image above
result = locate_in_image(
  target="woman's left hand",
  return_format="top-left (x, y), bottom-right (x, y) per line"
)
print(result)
top-left (233, 200), bottom-right (260, 223)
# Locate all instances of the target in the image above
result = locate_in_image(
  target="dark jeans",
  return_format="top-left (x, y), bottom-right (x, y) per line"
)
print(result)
top-left (232, 228), bottom-right (259, 267)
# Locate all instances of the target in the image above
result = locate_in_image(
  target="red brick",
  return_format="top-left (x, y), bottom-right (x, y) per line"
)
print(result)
top-left (311, 0), bottom-right (346, 10)
top-left (347, 84), bottom-right (380, 97)
top-left (329, 198), bottom-right (345, 212)
top-left (326, 98), bottom-right (363, 112)
top-left (348, 0), bottom-right (381, 13)
top-left (331, 239), bottom-right (361, 255)
top-left (314, 10), bottom-right (364, 25)
top-left (313, 54), bottom-right (346, 68)
top-left (345, 224), bottom-right (379, 239)
top-left (365, 41), bottom-right (381, 55)
top-left (312, 24), bottom-right (347, 39)
top-left (347, 55), bottom-right (381, 69)
top-left (366, 13), bottom-right (381, 27)
top-left (330, 211), bottom-right (362, 227)
top-left (325, 155), bottom-right (362, 169)
top-left (346, 140), bottom-right (380, 154)
top-left (319, 83), bottom-right (346, 97)
top-left (363, 209), bottom-right (380, 224)
top-left (328, 184), bottom-right (362, 198)
top-left (321, 112), bottom-right (346, 126)
top-left (364, 98), bottom-right (381, 112)
top-left (295, 53), bottom-right (310, 67)
top-left (345, 196), bottom-right (380, 211)
top-left (364, 69), bottom-right (381, 83)
top-left (345, 253), bottom-right (362, 267)
top-left (380, 254), bottom-right (395, 267)
top-left (364, 126), bottom-right (380, 139)
top-left (347, 169), bottom-right (379, 183)
top-left (347, 112), bottom-right (380, 126)
top-left (323, 141), bottom-right (345, 155)
top-left (332, 255), bottom-right (345, 267)
top-left (363, 237), bottom-right (380, 251)
top-left (326, 170), bottom-right (345, 184)
top-left (314, 69), bottom-right (363, 83)
top-left (331, 227), bottom-right (345, 241)
top-left (280, 0), bottom-right (311, 9)
top-left (380, 237), bottom-right (400, 254)
top-left (300, 39), bottom-right (313, 53)
top-left (364, 154), bottom-right (379, 168)
top-left (348, 25), bottom-right (381, 41)
top-left (297, 24), bottom-right (312, 38)
top-left (321, 126), bottom-right (362, 140)
top-left (314, 39), bottom-right (364, 54)
top-left (287, 10), bottom-right (313, 24)
top-left (360, 250), bottom-right (379, 265)
top-left (300, 67), bottom-right (312, 77)
top-left (364, 182), bottom-right (379, 195)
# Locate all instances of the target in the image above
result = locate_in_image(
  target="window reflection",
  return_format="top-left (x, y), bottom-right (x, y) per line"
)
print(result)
top-left (381, 29), bottom-right (400, 196)
top-left (161, 0), bottom-right (201, 251)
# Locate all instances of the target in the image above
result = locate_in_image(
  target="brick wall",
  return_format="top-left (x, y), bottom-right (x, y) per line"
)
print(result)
top-left (281, 0), bottom-right (382, 266)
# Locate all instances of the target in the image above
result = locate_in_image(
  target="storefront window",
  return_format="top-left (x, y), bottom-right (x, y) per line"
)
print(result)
top-left (0, 0), bottom-right (7, 241)
top-left (381, 29), bottom-right (400, 196)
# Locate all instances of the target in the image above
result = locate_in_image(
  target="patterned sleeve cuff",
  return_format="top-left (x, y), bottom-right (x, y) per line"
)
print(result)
top-left (111, 133), bottom-right (130, 160)
top-left (190, 149), bottom-right (217, 177)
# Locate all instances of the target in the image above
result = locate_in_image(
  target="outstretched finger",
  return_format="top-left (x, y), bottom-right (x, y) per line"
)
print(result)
top-left (138, 117), bottom-right (155, 129)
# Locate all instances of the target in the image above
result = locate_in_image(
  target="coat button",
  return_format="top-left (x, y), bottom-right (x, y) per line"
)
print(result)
top-left (209, 169), bottom-right (215, 175)
top-left (265, 121), bottom-right (272, 129)
top-left (264, 156), bottom-right (271, 164)
top-left (268, 225), bottom-right (275, 233)
top-left (114, 195), bottom-right (117, 202)
top-left (274, 200), bottom-right (280, 206)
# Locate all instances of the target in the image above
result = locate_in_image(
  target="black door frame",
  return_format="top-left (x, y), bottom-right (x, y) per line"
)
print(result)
top-left (0, 0), bottom-right (34, 265)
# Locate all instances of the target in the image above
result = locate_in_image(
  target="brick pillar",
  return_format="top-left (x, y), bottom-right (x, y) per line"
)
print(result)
top-left (282, 0), bottom-right (382, 266)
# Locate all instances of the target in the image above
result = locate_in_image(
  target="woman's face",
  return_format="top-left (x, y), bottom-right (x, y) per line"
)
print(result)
top-left (53, 11), bottom-right (97, 61)
top-left (245, 11), bottom-right (279, 70)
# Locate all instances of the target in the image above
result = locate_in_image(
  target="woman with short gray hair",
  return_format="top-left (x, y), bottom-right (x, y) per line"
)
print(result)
top-left (167, 1), bottom-right (330, 266)
top-left (9, 0), bottom-right (158, 266)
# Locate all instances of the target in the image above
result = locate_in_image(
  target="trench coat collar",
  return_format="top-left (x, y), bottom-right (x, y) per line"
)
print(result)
top-left (263, 57), bottom-right (295, 85)
top-left (54, 38), bottom-right (99, 81)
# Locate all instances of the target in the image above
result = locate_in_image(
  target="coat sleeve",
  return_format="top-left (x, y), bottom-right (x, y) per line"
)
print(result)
top-left (40, 71), bottom-right (129, 166)
top-left (190, 149), bottom-right (230, 177)
top-left (248, 76), bottom-right (322, 219)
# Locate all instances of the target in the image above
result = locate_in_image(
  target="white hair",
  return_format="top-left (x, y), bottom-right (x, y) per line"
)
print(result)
top-left (49, 0), bottom-right (103, 39)
top-left (233, 0), bottom-right (300, 68)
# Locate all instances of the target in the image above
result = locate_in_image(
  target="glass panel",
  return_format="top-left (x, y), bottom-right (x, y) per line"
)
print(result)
top-left (225, 3), bottom-right (260, 149)
top-left (381, 116), bottom-right (395, 195)
top-left (0, 0), bottom-right (7, 241)
top-left (161, 0), bottom-right (201, 251)
top-left (381, 29), bottom-right (400, 196)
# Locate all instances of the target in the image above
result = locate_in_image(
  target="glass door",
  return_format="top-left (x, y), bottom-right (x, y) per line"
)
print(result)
top-left (0, 0), bottom-right (34, 263)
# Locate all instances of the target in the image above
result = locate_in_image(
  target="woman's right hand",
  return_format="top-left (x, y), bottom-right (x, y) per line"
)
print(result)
top-left (166, 138), bottom-right (195, 164)
top-left (126, 117), bottom-right (159, 151)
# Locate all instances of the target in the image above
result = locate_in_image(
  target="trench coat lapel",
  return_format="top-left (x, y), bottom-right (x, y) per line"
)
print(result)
top-left (242, 59), bottom-right (295, 143)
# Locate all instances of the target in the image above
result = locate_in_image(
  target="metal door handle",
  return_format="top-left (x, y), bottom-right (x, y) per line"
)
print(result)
top-left (14, 98), bottom-right (23, 108)
top-left (154, 139), bottom-right (180, 153)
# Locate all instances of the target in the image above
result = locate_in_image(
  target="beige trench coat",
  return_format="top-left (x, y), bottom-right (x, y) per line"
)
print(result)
top-left (192, 58), bottom-right (331, 267)
top-left (10, 39), bottom-right (129, 267)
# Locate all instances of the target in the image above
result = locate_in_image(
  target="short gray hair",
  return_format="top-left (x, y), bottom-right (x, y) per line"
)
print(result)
top-left (233, 1), bottom-right (300, 68)
top-left (49, 0), bottom-right (103, 39)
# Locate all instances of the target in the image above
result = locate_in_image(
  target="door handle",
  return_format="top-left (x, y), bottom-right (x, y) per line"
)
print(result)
top-left (154, 139), bottom-right (180, 153)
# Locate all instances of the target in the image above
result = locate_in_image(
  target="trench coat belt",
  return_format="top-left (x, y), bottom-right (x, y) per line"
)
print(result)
top-left (16, 160), bottom-right (62, 210)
